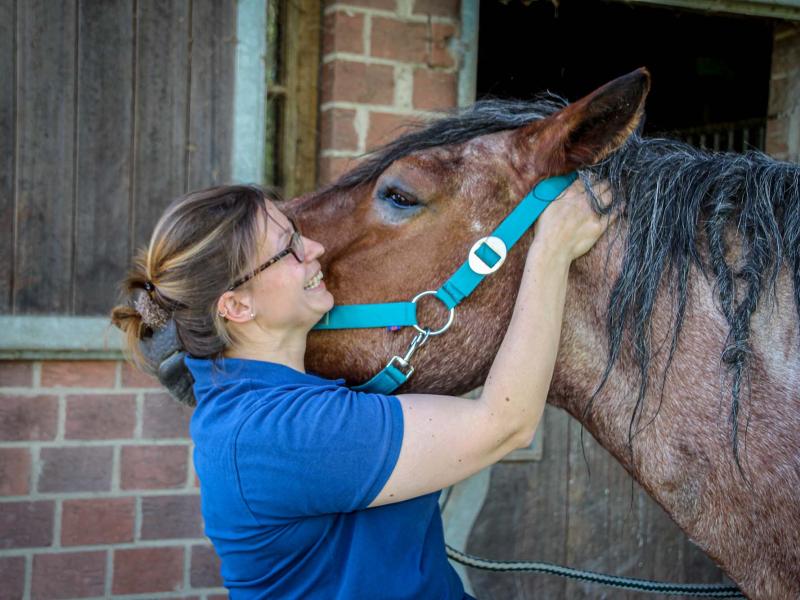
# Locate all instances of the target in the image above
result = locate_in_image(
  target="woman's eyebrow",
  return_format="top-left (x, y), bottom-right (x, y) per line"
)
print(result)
top-left (265, 211), bottom-right (292, 242)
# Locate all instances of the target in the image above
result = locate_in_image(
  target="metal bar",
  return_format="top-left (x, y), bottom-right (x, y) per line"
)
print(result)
top-left (458, 0), bottom-right (480, 107)
top-left (232, 0), bottom-right (268, 183)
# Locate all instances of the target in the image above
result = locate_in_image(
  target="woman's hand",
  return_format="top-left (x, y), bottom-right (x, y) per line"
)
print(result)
top-left (532, 180), bottom-right (613, 263)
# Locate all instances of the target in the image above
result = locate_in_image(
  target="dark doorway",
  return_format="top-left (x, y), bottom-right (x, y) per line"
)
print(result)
top-left (477, 0), bottom-right (775, 150)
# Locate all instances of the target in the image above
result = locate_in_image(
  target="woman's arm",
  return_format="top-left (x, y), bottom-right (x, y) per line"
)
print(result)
top-left (369, 181), bottom-right (610, 507)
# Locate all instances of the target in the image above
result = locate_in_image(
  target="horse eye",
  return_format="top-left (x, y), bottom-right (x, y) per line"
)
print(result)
top-left (383, 189), bottom-right (419, 209)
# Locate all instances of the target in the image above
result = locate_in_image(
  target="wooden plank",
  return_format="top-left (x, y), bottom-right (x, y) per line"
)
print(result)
top-left (467, 405), bottom-right (570, 598)
top-left (604, 445), bottom-right (649, 600)
top-left (74, 0), bottom-right (134, 315)
top-left (283, 0), bottom-right (321, 198)
top-left (564, 420), bottom-right (612, 599)
top-left (187, 0), bottom-right (236, 190)
top-left (15, 0), bottom-right (76, 314)
top-left (466, 407), bottom-right (728, 599)
top-left (0, 0), bottom-right (15, 313)
top-left (131, 0), bottom-right (189, 252)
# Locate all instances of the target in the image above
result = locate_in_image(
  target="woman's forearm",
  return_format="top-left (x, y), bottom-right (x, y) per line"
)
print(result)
top-left (479, 240), bottom-right (571, 447)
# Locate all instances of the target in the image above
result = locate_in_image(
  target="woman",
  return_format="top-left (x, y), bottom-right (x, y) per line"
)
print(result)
top-left (111, 182), bottom-right (609, 599)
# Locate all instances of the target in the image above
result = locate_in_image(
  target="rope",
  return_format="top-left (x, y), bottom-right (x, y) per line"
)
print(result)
top-left (445, 545), bottom-right (745, 598)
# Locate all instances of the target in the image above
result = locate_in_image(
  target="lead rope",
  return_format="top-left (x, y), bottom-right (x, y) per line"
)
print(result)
top-left (444, 545), bottom-right (745, 597)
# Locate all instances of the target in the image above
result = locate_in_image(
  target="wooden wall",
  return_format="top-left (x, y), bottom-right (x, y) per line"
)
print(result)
top-left (466, 405), bottom-right (732, 599)
top-left (0, 0), bottom-right (237, 317)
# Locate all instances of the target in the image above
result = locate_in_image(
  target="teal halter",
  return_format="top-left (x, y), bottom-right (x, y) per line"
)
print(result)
top-left (312, 172), bottom-right (578, 394)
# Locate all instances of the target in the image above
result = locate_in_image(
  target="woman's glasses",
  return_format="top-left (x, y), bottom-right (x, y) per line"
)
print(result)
top-left (228, 217), bottom-right (305, 290)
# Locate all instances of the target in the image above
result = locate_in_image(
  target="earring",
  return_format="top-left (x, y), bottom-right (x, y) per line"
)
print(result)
top-left (250, 312), bottom-right (255, 319)
top-left (218, 311), bottom-right (227, 318)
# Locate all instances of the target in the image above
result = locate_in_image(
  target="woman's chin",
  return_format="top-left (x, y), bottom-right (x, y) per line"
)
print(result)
top-left (307, 288), bottom-right (335, 316)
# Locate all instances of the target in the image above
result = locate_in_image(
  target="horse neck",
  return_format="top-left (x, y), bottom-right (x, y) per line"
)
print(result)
top-left (548, 222), bottom-right (800, 480)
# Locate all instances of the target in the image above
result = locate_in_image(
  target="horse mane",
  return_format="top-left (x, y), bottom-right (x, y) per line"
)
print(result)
top-left (331, 96), bottom-right (568, 191)
top-left (331, 98), bottom-right (800, 460)
top-left (589, 136), bottom-right (800, 462)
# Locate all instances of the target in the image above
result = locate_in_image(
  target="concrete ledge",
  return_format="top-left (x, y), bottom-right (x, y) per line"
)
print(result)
top-left (0, 316), bottom-right (123, 360)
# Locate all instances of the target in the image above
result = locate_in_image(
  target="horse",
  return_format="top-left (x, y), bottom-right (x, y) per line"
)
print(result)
top-left (285, 69), bottom-right (800, 599)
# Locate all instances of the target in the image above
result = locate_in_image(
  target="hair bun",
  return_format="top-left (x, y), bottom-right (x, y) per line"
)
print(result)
top-left (133, 289), bottom-right (169, 330)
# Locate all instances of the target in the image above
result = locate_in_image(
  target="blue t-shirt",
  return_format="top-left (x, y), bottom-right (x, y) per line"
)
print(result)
top-left (185, 356), bottom-right (467, 600)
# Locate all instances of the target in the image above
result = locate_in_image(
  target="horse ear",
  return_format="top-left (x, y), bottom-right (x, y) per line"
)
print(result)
top-left (515, 68), bottom-right (651, 177)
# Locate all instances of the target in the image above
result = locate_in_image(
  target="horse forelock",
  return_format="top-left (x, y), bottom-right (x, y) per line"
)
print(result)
top-left (329, 95), bottom-right (567, 193)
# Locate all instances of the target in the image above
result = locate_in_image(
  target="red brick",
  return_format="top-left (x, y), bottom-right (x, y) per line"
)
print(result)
top-left (318, 156), bottom-right (360, 186)
top-left (190, 544), bottom-right (223, 587)
top-left (324, 0), bottom-right (396, 8)
top-left (323, 11), bottom-right (364, 56)
top-left (113, 546), bottom-right (184, 595)
top-left (371, 17), bottom-right (428, 63)
top-left (141, 494), bottom-right (203, 540)
top-left (65, 394), bottom-right (136, 440)
top-left (366, 111), bottom-right (420, 150)
top-left (41, 360), bottom-right (116, 388)
top-left (766, 118), bottom-right (789, 158)
top-left (121, 362), bottom-right (160, 388)
top-left (0, 501), bottom-right (54, 549)
top-left (0, 555), bottom-right (25, 600)
top-left (61, 498), bottom-right (135, 546)
top-left (320, 108), bottom-right (359, 151)
top-left (412, 0), bottom-right (460, 17)
top-left (31, 551), bottom-right (105, 600)
top-left (413, 68), bottom-right (456, 111)
top-left (0, 362), bottom-right (33, 387)
top-left (768, 75), bottom-right (790, 115)
top-left (121, 445), bottom-right (188, 490)
top-left (0, 448), bottom-right (31, 496)
top-left (38, 447), bottom-right (113, 493)
top-left (143, 392), bottom-right (192, 439)
top-left (430, 23), bottom-right (456, 68)
top-left (0, 395), bottom-right (58, 441)
top-left (321, 60), bottom-right (395, 105)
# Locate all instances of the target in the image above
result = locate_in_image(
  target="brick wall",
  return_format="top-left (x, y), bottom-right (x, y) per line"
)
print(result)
top-left (318, 0), bottom-right (462, 184)
top-left (0, 360), bottom-right (224, 600)
top-left (767, 22), bottom-right (800, 162)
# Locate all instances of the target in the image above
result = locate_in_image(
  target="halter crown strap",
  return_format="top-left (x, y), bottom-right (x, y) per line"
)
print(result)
top-left (436, 172), bottom-right (577, 309)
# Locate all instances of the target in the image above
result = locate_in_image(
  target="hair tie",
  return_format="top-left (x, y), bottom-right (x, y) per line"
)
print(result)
top-left (133, 290), bottom-right (169, 330)
top-left (144, 281), bottom-right (154, 292)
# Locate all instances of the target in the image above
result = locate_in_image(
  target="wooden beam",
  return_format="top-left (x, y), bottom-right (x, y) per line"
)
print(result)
top-left (620, 0), bottom-right (800, 20)
top-left (282, 0), bottom-right (321, 198)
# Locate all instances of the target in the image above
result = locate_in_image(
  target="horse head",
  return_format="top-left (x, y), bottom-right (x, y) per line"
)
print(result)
top-left (291, 68), bottom-right (650, 395)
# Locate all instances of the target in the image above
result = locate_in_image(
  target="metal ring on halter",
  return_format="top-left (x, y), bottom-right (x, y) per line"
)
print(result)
top-left (411, 290), bottom-right (455, 336)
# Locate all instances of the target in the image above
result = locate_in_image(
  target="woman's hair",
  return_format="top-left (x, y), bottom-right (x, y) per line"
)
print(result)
top-left (110, 185), bottom-right (273, 373)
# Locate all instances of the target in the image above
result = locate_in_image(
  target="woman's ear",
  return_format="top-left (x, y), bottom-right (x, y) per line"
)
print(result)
top-left (217, 291), bottom-right (254, 324)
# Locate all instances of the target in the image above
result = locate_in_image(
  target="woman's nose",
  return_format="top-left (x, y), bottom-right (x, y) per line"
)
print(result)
top-left (303, 236), bottom-right (325, 262)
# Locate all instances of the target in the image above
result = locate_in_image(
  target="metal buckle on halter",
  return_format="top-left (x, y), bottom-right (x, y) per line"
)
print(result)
top-left (411, 290), bottom-right (455, 335)
top-left (468, 236), bottom-right (507, 275)
top-left (385, 328), bottom-right (431, 377)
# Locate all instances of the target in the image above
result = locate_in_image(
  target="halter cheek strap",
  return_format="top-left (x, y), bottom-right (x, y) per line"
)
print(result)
top-left (311, 172), bottom-right (578, 393)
